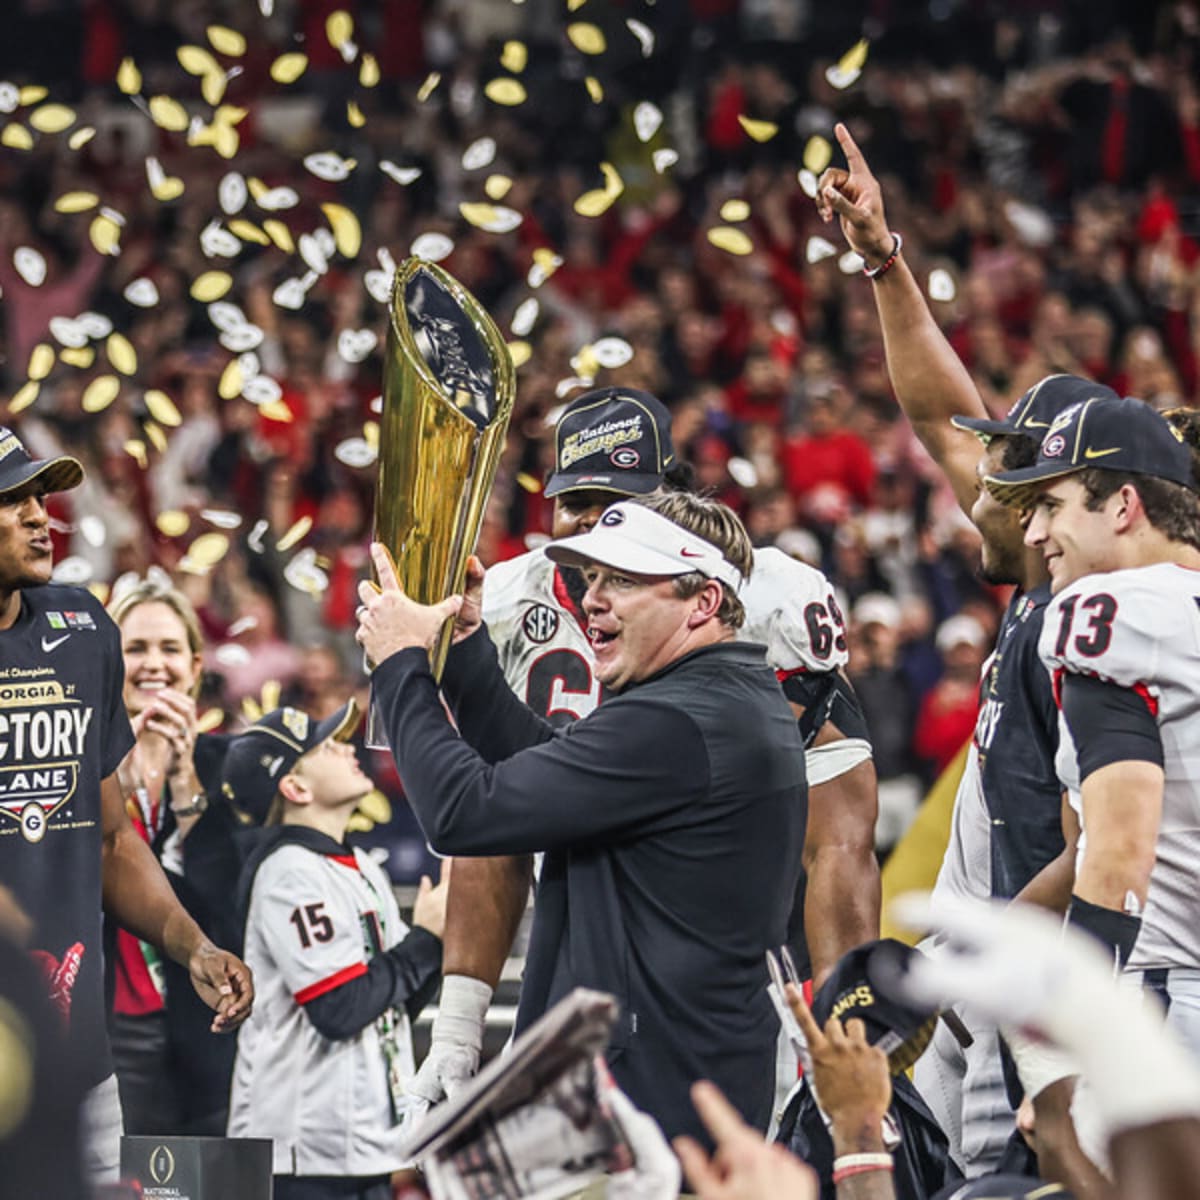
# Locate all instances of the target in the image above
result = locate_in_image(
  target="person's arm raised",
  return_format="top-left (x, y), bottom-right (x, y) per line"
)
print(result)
top-left (817, 122), bottom-right (987, 516)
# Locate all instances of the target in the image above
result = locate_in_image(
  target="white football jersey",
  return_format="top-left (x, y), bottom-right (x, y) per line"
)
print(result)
top-left (482, 544), bottom-right (848, 723)
top-left (229, 842), bottom-right (418, 1175)
top-left (1039, 562), bottom-right (1200, 971)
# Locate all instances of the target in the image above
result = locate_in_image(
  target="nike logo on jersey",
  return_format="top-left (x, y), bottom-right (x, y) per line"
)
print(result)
top-left (41, 634), bottom-right (70, 652)
top-left (1084, 446), bottom-right (1121, 460)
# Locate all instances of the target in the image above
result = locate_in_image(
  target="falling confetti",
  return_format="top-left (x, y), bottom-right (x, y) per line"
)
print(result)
top-left (512, 298), bottom-right (539, 337)
top-left (270, 53), bottom-right (308, 84)
top-left (82, 375), bottom-right (121, 413)
top-left (27, 344), bottom-right (54, 380)
top-left (592, 337), bottom-right (634, 368)
top-left (459, 202), bottom-right (522, 233)
top-left (838, 250), bottom-right (865, 274)
top-left (54, 191), bottom-right (99, 214)
top-left (303, 151), bottom-right (355, 181)
top-left (626, 19), bottom-right (654, 56)
top-left (707, 226), bottom-right (754, 255)
top-left (719, 199), bottom-right (750, 223)
top-left (508, 341), bottom-right (533, 368)
top-left (574, 162), bottom-right (624, 217)
top-left (144, 389), bottom-right (182, 426)
top-left (500, 41), bottom-right (528, 73)
top-left (207, 25), bottom-right (246, 57)
top-left (106, 333), bottom-right (137, 375)
top-left (633, 102), bottom-right (662, 143)
top-left (928, 268), bottom-right (957, 303)
top-left (485, 174), bottom-right (513, 201)
top-left (567, 23), bottom-right (606, 54)
top-left (321, 203), bottom-right (362, 257)
top-left (276, 515), bottom-right (313, 552)
top-left (380, 161), bottom-right (421, 186)
top-left (484, 78), bottom-right (526, 106)
top-left (116, 58), bottom-right (142, 95)
top-left (9, 382), bottom-right (38, 413)
top-left (652, 148), bottom-right (678, 173)
top-left (148, 95), bottom-right (189, 132)
top-left (803, 136), bottom-right (833, 175)
top-left (827, 39), bottom-right (869, 90)
top-left (30, 104), bottom-right (74, 134)
top-left (124, 278), bottom-right (159, 307)
top-left (805, 236), bottom-right (837, 264)
top-left (334, 438), bottom-right (377, 468)
top-left (359, 54), bottom-right (380, 87)
top-left (13, 247), bottom-right (46, 287)
top-left (417, 72), bottom-right (441, 102)
top-left (737, 115), bottom-right (778, 143)
top-left (411, 232), bottom-right (454, 262)
top-left (462, 137), bottom-right (496, 171)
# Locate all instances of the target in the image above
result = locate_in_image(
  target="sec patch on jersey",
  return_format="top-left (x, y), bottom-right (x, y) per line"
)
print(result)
top-left (521, 604), bottom-right (560, 644)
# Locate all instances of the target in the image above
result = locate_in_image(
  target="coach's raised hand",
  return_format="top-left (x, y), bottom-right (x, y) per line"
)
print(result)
top-left (355, 542), bottom-right (463, 666)
top-left (816, 122), bottom-right (894, 265)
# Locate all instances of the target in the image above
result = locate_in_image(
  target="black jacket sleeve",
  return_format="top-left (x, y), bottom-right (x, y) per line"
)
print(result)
top-left (302, 927), bottom-right (443, 1041)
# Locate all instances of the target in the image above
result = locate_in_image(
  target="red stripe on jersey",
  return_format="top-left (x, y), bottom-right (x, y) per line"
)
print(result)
top-left (1130, 681), bottom-right (1159, 718)
top-left (1052, 666), bottom-right (1064, 710)
top-left (329, 854), bottom-right (359, 870)
top-left (775, 666), bottom-right (810, 682)
top-left (295, 962), bottom-right (367, 1005)
top-left (552, 567), bottom-right (589, 634)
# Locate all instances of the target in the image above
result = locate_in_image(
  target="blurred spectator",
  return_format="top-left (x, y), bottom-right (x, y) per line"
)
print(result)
top-left (913, 616), bottom-right (988, 779)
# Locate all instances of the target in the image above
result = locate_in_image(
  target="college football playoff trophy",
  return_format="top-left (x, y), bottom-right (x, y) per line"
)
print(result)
top-left (365, 257), bottom-right (516, 748)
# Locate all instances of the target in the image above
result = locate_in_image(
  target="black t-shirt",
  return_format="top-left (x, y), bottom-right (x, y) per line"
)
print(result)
top-left (975, 585), bottom-right (1064, 899)
top-left (0, 584), bottom-right (134, 1088)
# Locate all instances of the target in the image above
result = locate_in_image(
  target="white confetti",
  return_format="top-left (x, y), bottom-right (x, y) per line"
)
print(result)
top-left (337, 328), bottom-right (378, 363)
top-left (207, 301), bottom-right (249, 333)
top-left (124, 277), bottom-right (159, 307)
top-left (51, 556), bottom-right (93, 585)
top-left (200, 220), bottom-right (242, 258)
top-left (364, 268), bottom-right (392, 304)
top-left (256, 185), bottom-right (299, 211)
top-left (928, 268), bottom-right (957, 303)
top-left (247, 518), bottom-right (269, 554)
top-left (200, 508), bottom-right (243, 529)
top-left (79, 515), bottom-right (106, 548)
top-left (462, 137), bottom-right (496, 171)
top-left (334, 437), bottom-right (378, 468)
top-left (242, 375), bottom-right (282, 405)
top-left (825, 64), bottom-right (862, 90)
top-left (727, 457), bottom-right (758, 489)
top-left (303, 151), bottom-right (355, 181)
top-left (511, 298), bottom-right (539, 337)
top-left (214, 643), bottom-right (252, 667)
top-left (838, 250), bottom-right (865, 274)
top-left (298, 232), bottom-right (328, 275)
top-left (219, 324), bottom-right (264, 353)
top-left (49, 316), bottom-right (88, 348)
top-left (411, 232), bottom-right (454, 262)
top-left (237, 352), bottom-right (261, 381)
top-left (797, 169), bottom-right (819, 199)
top-left (626, 19), bottom-right (654, 56)
top-left (379, 160), bottom-right (422, 186)
top-left (652, 148), bottom-right (678, 173)
top-left (13, 246), bottom-right (46, 287)
top-left (76, 311), bottom-right (113, 338)
top-left (284, 547), bottom-right (329, 595)
top-left (592, 336), bottom-right (634, 368)
top-left (633, 101), bottom-right (662, 143)
top-left (272, 276), bottom-right (310, 310)
top-left (0, 82), bottom-right (19, 113)
top-left (219, 171), bottom-right (247, 215)
top-left (476, 205), bottom-right (523, 234)
top-left (528, 254), bottom-right (564, 289)
top-left (805, 236), bottom-right (837, 264)
top-left (555, 376), bottom-right (590, 399)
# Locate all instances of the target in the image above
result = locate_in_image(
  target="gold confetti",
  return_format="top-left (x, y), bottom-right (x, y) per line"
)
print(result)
top-left (18, 86), bottom-right (48, 106)
top-left (326, 10), bottom-right (354, 50)
top-left (516, 470), bottom-right (541, 492)
top-left (459, 202), bottom-right (500, 229)
top-left (567, 0), bottom-right (588, 11)
top-left (60, 347), bottom-right (95, 369)
top-left (737, 115), bottom-right (778, 142)
top-left (720, 199), bottom-right (750, 222)
top-left (567, 22), bottom-right (606, 54)
top-left (207, 25), bottom-right (246, 57)
top-left (242, 697), bottom-right (262, 723)
top-left (500, 41), bottom-right (528, 73)
top-left (227, 219), bottom-right (269, 245)
top-left (485, 174), bottom-right (513, 200)
top-left (146, 158), bottom-right (185, 202)
top-left (321, 203), bottom-right (362, 258)
top-left (68, 127), bottom-right (96, 150)
top-left (178, 45), bottom-right (220, 76)
top-left (1, 125), bottom-right (33, 151)
top-left (9, 381), bottom-right (38, 413)
top-left (270, 53), bottom-right (308, 84)
top-left (117, 58), bottom-right (142, 95)
top-left (156, 510), bottom-right (190, 537)
top-left (54, 191), bottom-right (99, 213)
top-left (707, 226), bottom-right (754, 255)
top-left (259, 399), bottom-right (293, 423)
top-left (148, 95), bottom-right (189, 132)
top-left (29, 104), bottom-right (74, 134)
top-left (106, 333), bottom-right (137, 376)
top-left (573, 161), bottom-right (624, 217)
top-left (359, 54), bottom-right (380, 87)
top-left (144, 421), bottom-right (167, 453)
top-left (803, 136), bottom-right (832, 175)
top-left (27, 344), bottom-right (54, 381)
top-left (355, 790), bottom-right (391, 824)
top-left (125, 439), bottom-right (148, 469)
top-left (508, 341), bottom-right (533, 368)
top-left (417, 72), bottom-right (441, 102)
top-left (836, 38), bottom-right (869, 78)
top-left (190, 271), bottom-right (233, 301)
top-left (196, 708), bottom-right (224, 733)
top-left (585, 76), bottom-right (603, 103)
top-left (218, 359), bottom-right (243, 400)
top-left (484, 78), bottom-right (526, 106)
top-left (364, 421), bottom-right (379, 450)
top-left (261, 680), bottom-right (281, 712)
top-left (263, 219), bottom-right (294, 253)
top-left (532, 247), bottom-right (563, 279)
top-left (89, 214), bottom-right (121, 255)
top-left (185, 532), bottom-right (230, 568)
top-left (201, 71), bottom-right (228, 107)
top-left (276, 515), bottom-right (313, 552)
top-left (82, 375), bottom-right (121, 413)
top-left (346, 100), bottom-right (365, 128)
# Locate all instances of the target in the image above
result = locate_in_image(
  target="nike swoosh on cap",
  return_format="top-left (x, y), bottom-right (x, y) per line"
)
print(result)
top-left (1022, 418), bottom-right (1051, 429)
top-left (41, 634), bottom-right (70, 651)
top-left (1083, 446), bottom-right (1121, 459)
top-left (679, 548), bottom-right (704, 558)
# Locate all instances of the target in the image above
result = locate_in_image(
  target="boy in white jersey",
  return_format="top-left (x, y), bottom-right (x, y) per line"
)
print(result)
top-left (224, 700), bottom-right (447, 1200)
top-left (414, 387), bottom-right (880, 1112)
top-left (987, 395), bottom-right (1200, 1059)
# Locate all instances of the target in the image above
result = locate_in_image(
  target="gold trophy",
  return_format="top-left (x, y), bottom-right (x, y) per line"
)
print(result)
top-left (365, 257), bottom-right (516, 748)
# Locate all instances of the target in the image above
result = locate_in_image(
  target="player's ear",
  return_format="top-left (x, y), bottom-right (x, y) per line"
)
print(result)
top-left (686, 579), bottom-right (724, 628)
top-left (279, 772), bottom-right (310, 807)
top-left (1113, 482), bottom-right (1142, 532)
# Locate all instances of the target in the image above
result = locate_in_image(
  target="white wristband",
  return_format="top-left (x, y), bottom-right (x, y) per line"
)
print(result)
top-left (430, 974), bottom-right (493, 1047)
top-left (805, 737), bottom-right (872, 786)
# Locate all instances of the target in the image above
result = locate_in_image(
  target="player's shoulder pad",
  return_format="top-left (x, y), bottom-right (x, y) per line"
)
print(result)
top-left (1039, 563), bottom-right (1200, 687)
top-left (741, 546), bottom-right (848, 673)
top-left (482, 547), bottom-right (555, 622)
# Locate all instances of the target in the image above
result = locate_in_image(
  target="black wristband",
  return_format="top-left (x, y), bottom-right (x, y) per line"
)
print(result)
top-left (1067, 894), bottom-right (1141, 968)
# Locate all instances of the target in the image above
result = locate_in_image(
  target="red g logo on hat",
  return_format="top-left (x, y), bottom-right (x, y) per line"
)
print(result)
top-left (611, 446), bottom-right (640, 469)
top-left (1042, 434), bottom-right (1066, 458)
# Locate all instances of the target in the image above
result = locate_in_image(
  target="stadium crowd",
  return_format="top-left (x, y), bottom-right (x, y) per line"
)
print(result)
top-left (4, 0), bottom-right (1200, 1197)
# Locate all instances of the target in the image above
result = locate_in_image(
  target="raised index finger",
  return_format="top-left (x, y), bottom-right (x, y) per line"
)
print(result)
top-left (834, 121), bottom-right (868, 174)
top-left (370, 542), bottom-right (403, 593)
top-left (786, 982), bottom-right (826, 1050)
top-left (690, 1080), bottom-right (754, 1148)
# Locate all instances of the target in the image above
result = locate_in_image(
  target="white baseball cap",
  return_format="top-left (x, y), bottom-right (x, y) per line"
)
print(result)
top-left (545, 500), bottom-right (745, 592)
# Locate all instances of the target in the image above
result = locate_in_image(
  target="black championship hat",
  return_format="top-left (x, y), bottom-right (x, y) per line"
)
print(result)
top-left (950, 375), bottom-right (1118, 442)
top-left (0, 427), bottom-right (83, 496)
top-left (985, 394), bottom-right (1195, 509)
top-left (544, 387), bottom-right (675, 499)
top-left (221, 699), bottom-right (360, 823)
top-left (810, 939), bottom-right (939, 1076)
